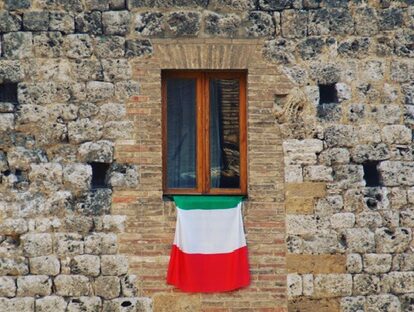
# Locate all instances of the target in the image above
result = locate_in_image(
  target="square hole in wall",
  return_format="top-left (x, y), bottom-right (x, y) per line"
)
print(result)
top-left (0, 83), bottom-right (18, 103)
top-left (90, 162), bottom-right (110, 189)
top-left (363, 161), bottom-right (381, 187)
top-left (319, 84), bottom-right (338, 105)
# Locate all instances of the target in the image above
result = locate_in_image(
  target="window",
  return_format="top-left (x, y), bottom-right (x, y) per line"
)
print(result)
top-left (162, 70), bottom-right (247, 195)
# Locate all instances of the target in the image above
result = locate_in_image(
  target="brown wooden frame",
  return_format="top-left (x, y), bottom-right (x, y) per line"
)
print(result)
top-left (162, 70), bottom-right (247, 195)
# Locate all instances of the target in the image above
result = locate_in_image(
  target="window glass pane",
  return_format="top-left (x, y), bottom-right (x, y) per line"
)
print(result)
top-left (166, 78), bottom-right (197, 189)
top-left (210, 79), bottom-right (240, 189)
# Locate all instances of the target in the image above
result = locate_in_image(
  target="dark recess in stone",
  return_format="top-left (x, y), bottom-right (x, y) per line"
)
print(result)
top-left (363, 161), bottom-right (381, 187)
top-left (0, 83), bottom-right (18, 103)
top-left (90, 162), bottom-right (110, 189)
top-left (319, 84), bottom-right (338, 104)
top-left (121, 301), bottom-right (132, 307)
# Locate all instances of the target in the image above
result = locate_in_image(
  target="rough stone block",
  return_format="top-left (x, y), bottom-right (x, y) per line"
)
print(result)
top-left (341, 296), bottom-right (366, 312)
top-left (0, 297), bottom-right (34, 312)
top-left (285, 197), bottom-right (314, 214)
top-left (285, 182), bottom-right (326, 198)
top-left (121, 275), bottom-right (138, 297)
top-left (50, 12), bottom-right (75, 34)
top-left (68, 119), bottom-right (103, 144)
top-left (16, 275), bottom-right (52, 296)
top-left (62, 163), bottom-right (92, 193)
top-left (324, 125), bottom-right (356, 147)
top-left (351, 144), bottom-right (390, 163)
top-left (94, 276), bottom-right (121, 299)
top-left (330, 213), bottom-right (355, 229)
top-left (319, 148), bottom-right (350, 165)
top-left (55, 275), bottom-right (91, 296)
top-left (21, 233), bottom-right (53, 257)
top-left (108, 163), bottom-right (138, 188)
top-left (29, 163), bottom-right (63, 192)
top-left (64, 34), bottom-right (93, 59)
top-left (75, 12), bottom-right (102, 35)
top-left (86, 81), bottom-right (114, 102)
top-left (94, 36), bottom-right (125, 58)
top-left (77, 189), bottom-right (112, 216)
top-left (0, 257), bottom-right (29, 276)
top-left (315, 196), bottom-right (343, 216)
top-left (313, 274), bottom-right (352, 298)
top-left (0, 114), bottom-right (14, 132)
top-left (94, 215), bottom-right (126, 233)
top-left (5, 0), bottom-right (31, 10)
top-left (381, 125), bottom-right (412, 145)
top-left (85, 233), bottom-right (118, 255)
top-left (363, 254), bottom-right (392, 274)
top-left (70, 255), bottom-right (100, 277)
top-left (103, 297), bottom-right (152, 312)
top-left (346, 254), bottom-right (362, 274)
top-left (303, 165), bottom-right (333, 182)
top-left (29, 256), bottom-right (60, 276)
top-left (2, 32), bottom-right (33, 59)
top-left (353, 274), bottom-right (380, 295)
top-left (67, 296), bottom-right (102, 312)
top-left (287, 254), bottom-right (346, 274)
top-left (281, 9), bottom-right (307, 38)
top-left (0, 276), bottom-right (16, 297)
top-left (54, 233), bottom-right (84, 257)
top-left (375, 227), bottom-right (411, 253)
top-left (125, 39), bottom-right (153, 57)
top-left (379, 161), bottom-right (414, 186)
top-left (344, 228), bottom-right (375, 253)
top-left (246, 11), bottom-right (274, 37)
top-left (204, 12), bottom-right (241, 37)
top-left (286, 215), bottom-right (328, 235)
top-left (0, 218), bottom-right (27, 235)
top-left (36, 296), bottom-right (67, 312)
top-left (101, 255), bottom-right (128, 276)
top-left (23, 12), bottom-right (49, 31)
top-left (287, 273), bottom-right (302, 298)
top-left (103, 11), bottom-right (131, 35)
top-left (366, 295), bottom-right (401, 312)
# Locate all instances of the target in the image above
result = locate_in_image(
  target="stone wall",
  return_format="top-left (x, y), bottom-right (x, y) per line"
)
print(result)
top-left (1, 0), bottom-right (414, 311)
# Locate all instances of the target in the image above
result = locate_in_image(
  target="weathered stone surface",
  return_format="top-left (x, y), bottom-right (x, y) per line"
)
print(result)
top-left (375, 227), bottom-right (411, 253)
top-left (0, 257), bottom-right (29, 276)
top-left (94, 276), bottom-right (121, 299)
top-left (121, 275), bottom-right (138, 297)
top-left (246, 11), bottom-right (274, 37)
top-left (0, 297), bottom-right (34, 312)
top-left (0, 12), bottom-right (21, 32)
top-left (101, 255), bottom-right (128, 276)
top-left (341, 296), bottom-right (366, 312)
top-left (75, 12), bottom-right (102, 35)
top-left (103, 297), bottom-right (152, 312)
top-left (21, 233), bottom-right (52, 257)
top-left (70, 255), bottom-right (100, 277)
top-left (36, 296), bottom-right (67, 312)
top-left (55, 275), bottom-right (91, 296)
top-left (313, 274), bottom-right (352, 298)
top-left (281, 10), bottom-right (307, 38)
top-left (85, 233), bottom-right (118, 255)
top-left (287, 254), bottom-right (346, 274)
top-left (344, 228), bottom-right (375, 253)
top-left (94, 36), bottom-right (125, 58)
top-left (16, 275), bottom-right (52, 296)
top-left (166, 11), bottom-right (200, 37)
top-left (62, 163), bottom-right (92, 193)
top-left (50, 12), bottom-right (75, 34)
top-left (64, 34), bottom-right (93, 59)
top-left (67, 296), bottom-right (102, 312)
top-left (353, 274), bottom-right (380, 295)
top-left (379, 161), bottom-right (414, 186)
top-left (54, 233), bottom-right (84, 256)
top-left (204, 12), bottom-right (241, 37)
top-left (346, 254), bottom-right (362, 274)
top-left (381, 125), bottom-right (412, 144)
top-left (0, 276), bottom-right (16, 297)
top-left (287, 273), bottom-right (302, 298)
top-left (23, 12), bottom-right (49, 31)
top-left (108, 163), bottom-right (138, 188)
top-left (29, 256), bottom-right (60, 276)
top-left (102, 11), bottom-right (130, 36)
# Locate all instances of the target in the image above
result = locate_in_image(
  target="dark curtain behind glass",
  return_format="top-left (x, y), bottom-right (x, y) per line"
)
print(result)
top-left (210, 79), bottom-right (240, 188)
top-left (167, 79), bottom-right (197, 188)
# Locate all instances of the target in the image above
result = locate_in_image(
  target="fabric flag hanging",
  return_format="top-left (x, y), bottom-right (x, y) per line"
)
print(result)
top-left (167, 196), bottom-right (250, 292)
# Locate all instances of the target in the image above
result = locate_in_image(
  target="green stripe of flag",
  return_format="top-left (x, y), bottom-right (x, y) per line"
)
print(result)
top-left (173, 195), bottom-right (244, 210)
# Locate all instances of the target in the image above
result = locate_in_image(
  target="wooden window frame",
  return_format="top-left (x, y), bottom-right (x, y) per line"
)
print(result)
top-left (162, 70), bottom-right (247, 195)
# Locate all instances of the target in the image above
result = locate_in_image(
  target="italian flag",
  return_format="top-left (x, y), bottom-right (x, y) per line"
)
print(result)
top-left (167, 196), bottom-right (250, 292)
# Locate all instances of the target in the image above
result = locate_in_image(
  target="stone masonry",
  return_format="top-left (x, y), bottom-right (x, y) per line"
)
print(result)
top-left (1, 0), bottom-right (414, 311)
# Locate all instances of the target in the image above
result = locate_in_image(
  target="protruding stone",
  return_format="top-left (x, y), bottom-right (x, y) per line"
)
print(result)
top-left (29, 256), bottom-right (60, 276)
top-left (94, 276), bottom-right (121, 299)
top-left (70, 255), bottom-right (100, 277)
top-left (101, 255), bottom-right (128, 276)
top-left (16, 275), bottom-right (52, 296)
top-left (55, 275), bottom-right (91, 296)
top-left (36, 296), bottom-right (67, 312)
